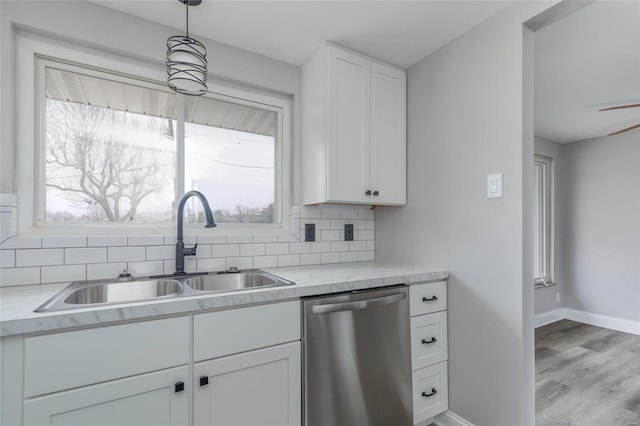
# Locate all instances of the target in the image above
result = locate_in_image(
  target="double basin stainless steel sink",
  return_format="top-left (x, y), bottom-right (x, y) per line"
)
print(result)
top-left (35, 270), bottom-right (295, 312)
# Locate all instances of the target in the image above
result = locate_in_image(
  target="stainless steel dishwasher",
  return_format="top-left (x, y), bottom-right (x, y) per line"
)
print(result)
top-left (303, 285), bottom-right (412, 426)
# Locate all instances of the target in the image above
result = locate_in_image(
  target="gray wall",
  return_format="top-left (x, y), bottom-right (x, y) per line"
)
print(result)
top-left (376, 2), bottom-right (553, 425)
top-left (533, 136), bottom-right (565, 315)
top-left (562, 132), bottom-right (640, 322)
top-left (0, 0), bottom-right (302, 202)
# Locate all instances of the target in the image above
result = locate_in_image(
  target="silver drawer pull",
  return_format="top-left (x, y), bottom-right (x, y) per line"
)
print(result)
top-left (421, 337), bottom-right (437, 344)
top-left (422, 388), bottom-right (437, 398)
top-left (422, 295), bottom-right (438, 302)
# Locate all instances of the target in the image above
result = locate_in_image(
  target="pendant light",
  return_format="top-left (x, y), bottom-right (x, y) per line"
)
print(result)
top-left (167, 0), bottom-right (207, 96)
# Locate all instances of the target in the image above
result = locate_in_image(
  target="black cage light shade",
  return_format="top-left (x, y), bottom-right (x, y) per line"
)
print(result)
top-left (167, 0), bottom-right (207, 96)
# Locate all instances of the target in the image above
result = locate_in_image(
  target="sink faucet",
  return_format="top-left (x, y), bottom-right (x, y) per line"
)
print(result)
top-left (174, 190), bottom-right (216, 275)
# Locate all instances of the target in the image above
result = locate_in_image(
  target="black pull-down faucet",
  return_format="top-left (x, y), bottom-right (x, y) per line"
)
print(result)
top-left (174, 190), bottom-right (216, 275)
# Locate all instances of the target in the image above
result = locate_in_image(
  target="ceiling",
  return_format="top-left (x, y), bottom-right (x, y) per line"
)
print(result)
top-left (92, 1), bottom-right (514, 69)
top-left (534, 1), bottom-right (640, 143)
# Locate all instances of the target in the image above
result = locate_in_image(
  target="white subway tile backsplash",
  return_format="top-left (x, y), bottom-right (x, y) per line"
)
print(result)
top-left (253, 256), bottom-right (278, 269)
top-left (128, 235), bottom-right (164, 246)
top-left (226, 257), bottom-right (253, 270)
top-left (265, 243), bottom-right (289, 256)
top-left (321, 252), bottom-right (340, 264)
top-left (277, 255), bottom-right (300, 267)
top-left (196, 258), bottom-right (226, 272)
top-left (0, 250), bottom-right (15, 268)
top-left (349, 241), bottom-right (367, 252)
top-left (289, 242), bottom-right (311, 254)
top-left (321, 208), bottom-right (342, 219)
top-left (358, 209), bottom-right (375, 220)
top-left (41, 265), bottom-right (86, 284)
top-left (0, 236), bottom-right (41, 249)
top-left (340, 252), bottom-right (359, 263)
top-left (65, 248), bottom-right (107, 265)
top-left (87, 263), bottom-right (127, 280)
top-left (0, 267), bottom-right (40, 286)
top-left (319, 230), bottom-right (340, 242)
top-left (278, 234), bottom-right (298, 243)
top-left (42, 236), bottom-right (87, 248)
top-left (211, 244), bottom-right (240, 258)
top-left (164, 235), bottom-right (196, 245)
top-left (313, 219), bottom-right (332, 230)
top-left (0, 205), bottom-right (374, 287)
top-left (126, 261), bottom-right (164, 277)
top-left (299, 206), bottom-right (317, 219)
top-left (357, 230), bottom-right (375, 241)
top-left (107, 246), bottom-right (145, 262)
top-left (146, 245), bottom-right (174, 261)
top-left (330, 241), bottom-right (349, 253)
top-left (358, 251), bottom-right (375, 262)
top-left (16, 249), bottom-right (63, 267)
top-left (194, 245), bottom-right (212, 259)
top-left (354, 220), bottom-right (367, 230)
top-left (240, 244), bottom-right (266, 257)
top-left (339, 208), bottom-right (360, 220)
top-left (197, 235), bottom-right (227, 244)
top-left (163, 259), bottom-right (196, 275)
top-left (301, 253), bottom-right (322, 266)
top-left (88, 236), bottom-right (127, 247)
top-left (310, 242), bottom-right (331, 253)
top-left (252, 234), bottom-right (278, 243)
top-left (290, 219), bottom-right (302, 241)
top-left (227, 235), bottom-right (253, 244)
top-left (330, 219), bottom-right (347, 230)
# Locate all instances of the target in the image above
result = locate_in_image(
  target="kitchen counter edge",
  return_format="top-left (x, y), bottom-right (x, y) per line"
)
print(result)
top-left (0, 262), bottom-right (448, 337)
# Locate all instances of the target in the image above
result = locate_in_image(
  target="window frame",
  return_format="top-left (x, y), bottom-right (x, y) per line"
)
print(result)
top-left (533, 154), bottom-right (553, 285)
top-left (17, 31), bottom-right (291, 236)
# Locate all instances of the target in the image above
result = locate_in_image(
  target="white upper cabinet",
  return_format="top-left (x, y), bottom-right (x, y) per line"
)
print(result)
top-left (302, 44), bottom-right (406, 206)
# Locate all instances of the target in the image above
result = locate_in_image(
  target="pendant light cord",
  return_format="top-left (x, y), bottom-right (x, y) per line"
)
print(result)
top-left (185, 1), bottom-right (189, 37)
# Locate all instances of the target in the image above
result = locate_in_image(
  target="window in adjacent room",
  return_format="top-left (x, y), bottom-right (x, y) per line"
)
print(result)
top-left (38, 59), bottom-right (282, 228)
top-left (533, 155), bottom-right (552, 284)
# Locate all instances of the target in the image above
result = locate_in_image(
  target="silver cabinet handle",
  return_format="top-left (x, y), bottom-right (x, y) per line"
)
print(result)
top-left (312, 292), bottom-right (406, 314)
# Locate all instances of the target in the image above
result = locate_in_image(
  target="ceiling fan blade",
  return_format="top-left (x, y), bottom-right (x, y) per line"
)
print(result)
top-left (608, 124), bottom-right (640, 136)
top-left (598, 104), bottom-right (640, 112)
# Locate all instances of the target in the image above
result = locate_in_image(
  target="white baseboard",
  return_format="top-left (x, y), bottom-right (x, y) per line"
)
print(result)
top-left (534, 308), bottom-right (565, 328)
top-left (564, 308), bottom-right (640, 336)
top-left (434, 410), bottom-right (475, 426)
top-left (535, 308), bottom-right (640, 336)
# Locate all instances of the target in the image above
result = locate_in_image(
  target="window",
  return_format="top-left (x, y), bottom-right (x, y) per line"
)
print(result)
top-left (533, 155), bottom-right (552, 283)
top-left (37, 58), bottom-right (285, 229)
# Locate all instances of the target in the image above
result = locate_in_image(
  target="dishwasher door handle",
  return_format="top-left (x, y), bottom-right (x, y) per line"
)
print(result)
top-left (312, 292), bottom-right (406, 314)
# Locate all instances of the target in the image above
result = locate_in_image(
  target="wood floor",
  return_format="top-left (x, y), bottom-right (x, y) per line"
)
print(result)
top-left (535, 320), bottom-right (640, 426)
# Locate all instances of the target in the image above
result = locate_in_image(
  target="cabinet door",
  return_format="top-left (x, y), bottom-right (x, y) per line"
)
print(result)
top-left (194, 342), bottom-right (301, 426)
top-left (326, 45), bottom-right (371, 203)
top-left (23, 366), bottom-right (188, 426)
top-left (370, 61), bottom-right (406, 205)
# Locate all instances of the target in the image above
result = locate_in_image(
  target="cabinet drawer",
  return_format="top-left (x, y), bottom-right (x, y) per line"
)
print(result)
top-left (412, 361), bottom-right (448, 424)
top-left (24, 366), bottom-right (189, 426)
top-left (194, 301), bottom-right (300, 361)
top-left (24, 317), bottom-right (189, 397)
top-left (411, 311), bottom-right (448, 370)
top-left (409, 281), bottom-right (447, 316)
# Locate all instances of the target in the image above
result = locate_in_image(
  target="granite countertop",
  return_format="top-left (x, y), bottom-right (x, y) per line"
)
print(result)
top-left (0, 262), bottom-right (448, 337)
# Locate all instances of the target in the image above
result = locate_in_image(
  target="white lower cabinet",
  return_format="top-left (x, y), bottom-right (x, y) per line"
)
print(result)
top-left (23, 366), bottom-right (189, 426)
top-left (409, 281), bottom-right (449, 425)
top-left (194, 342), bottom-right (301, 426)
top-left (412, 362), bottom-right (449, 424)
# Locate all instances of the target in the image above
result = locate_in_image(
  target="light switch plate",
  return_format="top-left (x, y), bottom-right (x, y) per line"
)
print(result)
top-left (487, 173), bottom-right (503, 199)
